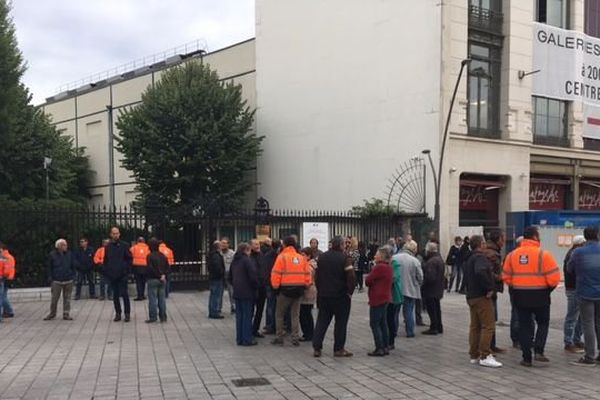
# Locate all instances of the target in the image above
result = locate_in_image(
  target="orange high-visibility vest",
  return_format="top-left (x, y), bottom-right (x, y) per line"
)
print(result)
top-left (130, 243), bottom-right (150, 267)
top-left (502, 239), bottom-right (560, 290)
top-left (159, 243), bottom-right (175, 266)
top-left (271, 246), bottom-right (312, 289)
top-left (94, 247), bottom-right (105, 265)
top-left (2, 250), bottom-right (15, 280)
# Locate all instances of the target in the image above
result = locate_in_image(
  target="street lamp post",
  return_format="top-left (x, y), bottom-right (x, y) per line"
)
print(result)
top-left (424, 58), bottom-right (471, 238)
top-left (43, 157), bottom-right (52, 201)
top-left (421, 149), bottom-right (439, 235)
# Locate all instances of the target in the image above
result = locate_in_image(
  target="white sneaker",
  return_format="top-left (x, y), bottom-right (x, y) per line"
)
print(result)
top-left (479, 355), bottom-right (503, 368)
top-left (470, 358), bottom-right (479, 364)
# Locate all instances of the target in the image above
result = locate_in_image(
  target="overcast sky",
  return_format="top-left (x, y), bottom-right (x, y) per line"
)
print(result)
top-left (11, 0), bottom-right (255, 104)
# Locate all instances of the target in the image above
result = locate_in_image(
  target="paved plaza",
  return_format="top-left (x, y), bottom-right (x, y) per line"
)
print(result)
top-left (0, 286), bottom-right (599, 400)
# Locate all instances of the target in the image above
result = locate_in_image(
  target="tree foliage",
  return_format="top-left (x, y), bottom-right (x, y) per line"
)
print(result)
top-left (351, 198), bottom-right (398, 217)
top-left (0, 0), bottom-right (91, 203)
top-left (116, 61), bottom-right (263, 218)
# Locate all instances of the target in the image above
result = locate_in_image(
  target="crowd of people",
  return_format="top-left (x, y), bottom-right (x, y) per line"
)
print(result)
top-left (30, 227), bottom-right (175, 323)
top-left (207, 233), bottom-right (449, 357)
top-left (206, 225), bottom-right (600, 368)
top-left (1, 224), bottom-right (599, 369)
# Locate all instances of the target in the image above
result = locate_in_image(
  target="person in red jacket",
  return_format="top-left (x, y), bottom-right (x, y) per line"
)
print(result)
top-left (365, 246), bottom-right (394, 356)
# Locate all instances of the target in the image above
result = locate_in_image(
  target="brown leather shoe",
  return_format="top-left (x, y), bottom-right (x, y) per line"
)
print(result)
top-left (333, 349), bottom-right (353, 357)
top-left (520, 360), bottom-right (533, 367)
top-left (534, 354), bottom-right (550, 362)
top-left (313, 350), bottom-right (321, 358)
top-left (565, 344), bottom-right (585, 354)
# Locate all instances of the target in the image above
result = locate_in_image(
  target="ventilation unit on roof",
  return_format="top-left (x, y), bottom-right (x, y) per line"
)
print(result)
top-left (165, 55), bottom-right (183, 65)
top-left (94, 79), bottom-right (108, 88)
top-left (76, 83), bottom-right (94, 93)
top-left (107, 75), bottom-right (123, 84)
top-left (53, 91), bottom-right (70, 100)
top-left (133, 66), bottom-right (150, 76)
top-left (150, 61), bottom-right (166, 69)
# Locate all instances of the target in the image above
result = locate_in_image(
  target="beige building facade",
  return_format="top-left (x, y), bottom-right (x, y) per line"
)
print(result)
top-left (42, 39), bottom-right (256, 208)
top-left (41, 1), bottom-right (600, 249)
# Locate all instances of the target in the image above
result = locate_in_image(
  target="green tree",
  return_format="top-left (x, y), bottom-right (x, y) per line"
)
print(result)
top-left (351, 198), bottom-right (397, 217)
top-left (116, 62), bottom-right (263, 218)
top-left (0, 0), bottom-right (91, 203)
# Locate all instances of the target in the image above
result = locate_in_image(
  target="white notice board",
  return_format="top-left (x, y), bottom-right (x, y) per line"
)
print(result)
top-left (302, 222), bottom-right (329, 252)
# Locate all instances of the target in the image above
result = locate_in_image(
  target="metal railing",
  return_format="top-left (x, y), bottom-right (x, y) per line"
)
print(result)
top-left (54, 39), bottom-right (208, 94)
top-left (468, 5), bottom-right (503, 34)
top-left (0, 205), bottom-right (428, 288)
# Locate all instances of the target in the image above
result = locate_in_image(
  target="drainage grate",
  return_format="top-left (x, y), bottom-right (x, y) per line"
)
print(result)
top-left (231, 378), bottom-right (271, 387)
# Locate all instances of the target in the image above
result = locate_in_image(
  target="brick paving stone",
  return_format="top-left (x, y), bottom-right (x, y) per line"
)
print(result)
top-left (0, 288), bottom-right (600, 399)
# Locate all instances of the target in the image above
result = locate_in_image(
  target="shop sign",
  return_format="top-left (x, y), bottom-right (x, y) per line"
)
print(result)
top-left (529, 182), bottom-right (565, 210)
top-left (459, 185), bottom-right (487, 210)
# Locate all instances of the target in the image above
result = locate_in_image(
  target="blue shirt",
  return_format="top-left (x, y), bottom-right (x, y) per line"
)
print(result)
top-left (568, 241), bottom-right (600, 301)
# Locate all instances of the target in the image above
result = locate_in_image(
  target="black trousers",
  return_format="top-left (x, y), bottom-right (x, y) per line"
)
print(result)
top-left (134, 271), bottom-right (146, 298)
top-left (355, 270), bottom-right (364, 290)
top-left (517, 305), bottom-right (550, 362)
top-left (312, 296), bottom-right (351, 352)
top-left (252, 286), bottom-right (267, 334)
top-left (424, 297), bottom-right (443, 333)
top-left (110, 275), bottom-right (131, 316)
top-left (300, 304), bottom-right (314, 340)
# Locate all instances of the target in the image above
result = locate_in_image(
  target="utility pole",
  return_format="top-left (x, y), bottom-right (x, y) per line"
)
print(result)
top-left (423, 58), bottom-right (471, 238)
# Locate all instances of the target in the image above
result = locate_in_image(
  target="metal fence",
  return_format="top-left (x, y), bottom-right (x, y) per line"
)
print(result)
top-left (0, 205), bottom-right (428, 288)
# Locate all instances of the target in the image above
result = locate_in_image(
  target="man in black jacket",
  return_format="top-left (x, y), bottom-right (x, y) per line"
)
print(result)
top-left (464, 235), bottom-right (502, 368)
top-left (446, 236), bottom-right (462, 293)
top-left (262, 238), bottom-right (279, 334)
top-left (485, 229), bottom-right (507, 354)
top-left (563, 235), bottom-right (586, 353)
top-left (312, 236), bottom-right (356, 358)
top-left (103, 227), bottom-right (133, 322)
top-left (208, 240), bottom-right (225, 319)
top-left (74, 237), bottom-right (96, 300)
top-left (422, 242), bottom-right (445, 335)
top-left (44, 239), bottom-right (78, 321)
top-left (146, 238), bottom-right (170, 323)
top-left (251, 239), bottom-right (267, 337)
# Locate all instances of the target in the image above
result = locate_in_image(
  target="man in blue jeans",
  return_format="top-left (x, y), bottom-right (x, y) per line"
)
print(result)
top-left (568, 226), bottom-right (600, 366)
top-left (563, 235), bottom-right (585, 353)
top-left (207, 241), bottom-right (225, 319)
top-left (393, 240), bottom-right (423, 338)
top-left (146, 238), bottom-right (169, 323)
top-left (103, 228), bottom-right (133, 322)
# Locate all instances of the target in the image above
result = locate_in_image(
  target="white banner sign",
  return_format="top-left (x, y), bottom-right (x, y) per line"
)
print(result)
top-left (302, 222), bottom-right (329, 252)
top-left (532, 22), bottom-right (600, 138)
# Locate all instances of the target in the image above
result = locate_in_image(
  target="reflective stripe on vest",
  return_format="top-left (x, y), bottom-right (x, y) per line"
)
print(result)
top-left (508, 248), bottom-right (552, 290)
top-left (275, 254), bottom-right (309, 287)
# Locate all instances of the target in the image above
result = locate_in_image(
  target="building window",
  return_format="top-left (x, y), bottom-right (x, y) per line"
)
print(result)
top-left (586, 0), bottom-right (600, 38)
top-left (469, 0), bottom-right (503, 34)
top-left (469, 0), bottom-right (501, 12)
top-left (537, 0), bottom-right (569, 28)
top-left (532, 96), bottom-right (569, 146)
top-left (467, 43), bottom-right (500, 136)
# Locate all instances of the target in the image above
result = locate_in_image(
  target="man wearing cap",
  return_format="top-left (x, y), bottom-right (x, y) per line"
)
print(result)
top-left (563, 235), bottom-right (586, 354)
top-left (393, 240), bottom-right (423, 338)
